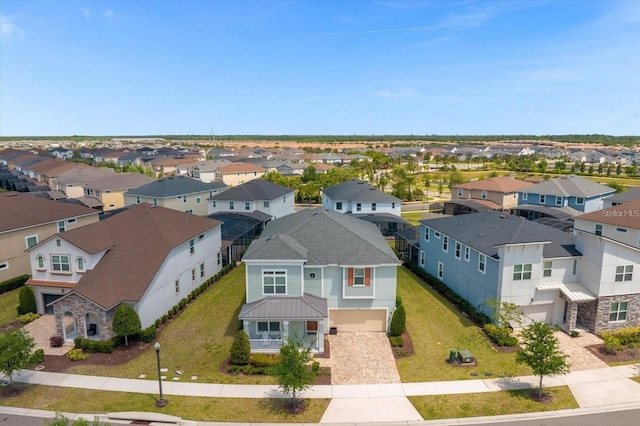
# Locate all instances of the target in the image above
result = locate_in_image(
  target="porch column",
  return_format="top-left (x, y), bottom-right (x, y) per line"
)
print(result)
top-left (567, 302), bottom-right (578, 331)
top-left (317, 320), bottom-right (325, 353)
top-left (282, 320), bottom-right (289, 344)
top-left (242, 320), bottom-right (249, 335)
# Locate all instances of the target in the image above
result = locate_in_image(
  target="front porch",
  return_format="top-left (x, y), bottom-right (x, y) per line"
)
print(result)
top-left (248, 333), bottom-right (322, 353)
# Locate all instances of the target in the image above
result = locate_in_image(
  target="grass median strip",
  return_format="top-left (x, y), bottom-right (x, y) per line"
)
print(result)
top-left (0, 384), bottom-right (329, 423)
top-left (409, 386), bottom-right (578, 420)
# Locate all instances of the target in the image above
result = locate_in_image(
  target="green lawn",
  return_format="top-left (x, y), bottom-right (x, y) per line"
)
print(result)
top-left (0, 287), bottom-right (20, 327)
top-left (401, 211), bottom-right (425, 226)
top-left (0, 384), bottom-right (329, 423)
top-left (396, 267), bottom-right (532, 382)
top-left (409, 386), bottom-right (578, 420)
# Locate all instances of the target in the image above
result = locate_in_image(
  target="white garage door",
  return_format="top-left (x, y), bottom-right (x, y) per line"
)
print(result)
top-left (520, 304), bottom-right (553, 325)
top-left (329, 309), bottom-right (387, 332)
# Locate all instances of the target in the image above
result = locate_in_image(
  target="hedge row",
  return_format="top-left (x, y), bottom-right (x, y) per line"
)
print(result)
top-left (601, 326), bottom-right (640, 346)
top-left (403, 262), bottom-right (492, 326)
top-left (0, 274), bottom-right (29, 295)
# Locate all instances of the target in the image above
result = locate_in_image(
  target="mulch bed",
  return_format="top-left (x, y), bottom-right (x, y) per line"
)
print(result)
top-left (490, 343), bottom-right (521, 353)
top-left (391, 331), bottom-right (415, 359)
top-left (0, 319), bottom-right (21, 334)
top-left (586, 344), bottom-right (640, 364)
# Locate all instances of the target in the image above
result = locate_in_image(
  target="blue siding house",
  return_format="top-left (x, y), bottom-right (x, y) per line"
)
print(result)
top-left (517, 175), bottom-right (614, 213)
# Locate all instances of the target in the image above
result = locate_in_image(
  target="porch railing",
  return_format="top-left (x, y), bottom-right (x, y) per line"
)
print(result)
top-left (249, 338), bottom-right (284, 353)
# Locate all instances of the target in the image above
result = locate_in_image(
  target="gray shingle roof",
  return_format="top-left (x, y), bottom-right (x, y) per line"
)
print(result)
top-left (124, 175), bottom-right (227, 197)
top-left (604, 186), bottom-right (640, 204)
top-left (419, 211), bottom-right (580, 259)
top-left (239, 293), bottom-right (328, 319)
top-left (523, 175), bottom-right (614, 198)
top-left (322, 179), bottom-right (401, 203)
top-left (209, 179), bottom-right (293, 201)
top-left (244, 208), bottom-right (401, 266)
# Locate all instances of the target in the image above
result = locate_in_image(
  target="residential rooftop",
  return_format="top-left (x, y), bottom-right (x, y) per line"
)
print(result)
top-left (322, 179), bottom-right (401, 203)
top-left (125, 175), bottom-right (227, 198)
top-left (522, 175), bottom-right (614, 197)
top-left (209, 179), bottom-right (292, 201)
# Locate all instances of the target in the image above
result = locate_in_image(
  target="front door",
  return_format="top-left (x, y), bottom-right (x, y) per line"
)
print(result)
top-left (43, 294), bottom-right (62, 314)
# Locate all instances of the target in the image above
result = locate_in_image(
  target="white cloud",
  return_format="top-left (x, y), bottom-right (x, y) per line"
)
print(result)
top-left (0, 14), bottom-right (24, 38)
top-left (80, 8), bottom-right (91, 20)
top-left (103, 9), bottom-right (115, 23)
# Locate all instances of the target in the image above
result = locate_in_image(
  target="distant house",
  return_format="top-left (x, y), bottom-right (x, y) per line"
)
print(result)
top-left (214, 162), bottom-right (266, 186)
top-left (82, 172), bottom-right (155, 211)
top-left (26, 204), bottom-right (223, 341)
top-left (0, 192), bottom-right (100, 283)
top-left (603, 187), bottom-right (640, 208)
top-left (124, 175), bottom-right (227, 216)
top-left (240, 208), bottom-right (401, 353)
top-left (445, 176), bottom-right (534, 215)
top-left (52, 167), bottom-right (119, 199)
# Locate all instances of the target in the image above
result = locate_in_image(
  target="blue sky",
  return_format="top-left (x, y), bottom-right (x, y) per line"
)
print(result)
top-left (1, 1), bottom-right (639, 137)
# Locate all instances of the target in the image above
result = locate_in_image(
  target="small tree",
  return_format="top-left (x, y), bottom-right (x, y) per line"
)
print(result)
top-left (516, 321), bottom-right (569, 399)
top-left (112, 304), bottom-right (141, 346)
top-left (389, 304), bottom-right (406, 337)
top-left (272, 335), bottom-right (316, 412)
top-left (17, 286), bottom-right (37, 315)
top-left (0, 329), bottom-right (36, 383)
top-left (487, 300), bottom-right (526, 329)
top-left (230, 330), bottom-right (251, 365)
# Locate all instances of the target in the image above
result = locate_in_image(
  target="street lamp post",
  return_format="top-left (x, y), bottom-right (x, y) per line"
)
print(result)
top-left (154, 341), bottom-right (167, 407)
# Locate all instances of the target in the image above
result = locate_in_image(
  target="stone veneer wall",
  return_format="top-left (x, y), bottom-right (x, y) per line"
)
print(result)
top-left (576, 301), bottom-right (597, 331)
top-left (53, 293), bottom-right (114, 341)
top-left (588, 294), bottom-right (640, 334)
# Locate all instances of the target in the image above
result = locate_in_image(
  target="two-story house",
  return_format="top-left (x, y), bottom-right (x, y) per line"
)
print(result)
top-left (239, 208), bottom-right (401, 353)
top-left (124, 175), bottom-right (227, 216)
top-left (417, 212), bottom-right (587, 330)
top-left (52, 167), bottom-right (119, 199)
top-left (83, 172), bottom-right (155, 211)
top-left (572, 201), bottom-right (640, 333)
top-left (26, 204), bottom-right (223, 342)
top-left (445, 176), bottom-right (534, 215)
top-left (603, 187), bottom-right (640, 208)
top-left (0, 192), bottom-right (100, 282)
top-left (322, 179), bottom-right (408, 236)
top-left (214, 162), bottom-right (266, 186)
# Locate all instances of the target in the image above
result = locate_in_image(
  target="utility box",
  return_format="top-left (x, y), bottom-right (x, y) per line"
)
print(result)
top-left (329, 327), bottom-right (338, 335)
top-left (457, 349), bottom-right (474, 364)
top-left (449, 349), bottom-right (457, 364)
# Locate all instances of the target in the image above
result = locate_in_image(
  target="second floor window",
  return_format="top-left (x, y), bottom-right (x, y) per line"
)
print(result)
top-left (52, 255), bottom-right (70, 272)
top-left (229, 201), bottom-right (234, 210)
top-left (513, 264), bottom-right (532, 280)
top-left (372, 203), bottom-right (376, 211)
top-left (263, 270), bottom-right (286, 294)
top-left (478, 253), bottom-right (486, 273)
top-left (615, 265), bottom-right (633, 282)
top-left (346, 267), bottom-right (372, 286)
top-left (356, 203), bottom-right (362, 212)
top-left (263, 201), bottom-right (270, 208)
top-left (595, 224), bottom-right (603, 236)
top-left (543, 261), bottom-right (552, 277)
top-left (336, 202), bottom-right (342, 210)
top-left (245, 202), bottom-right (250, 211)
top-left (189, 239), bottom-right (195, 254)
top-left (442, 236), bottom-right (448, 252)
top-left (58, 221), bottom-right (66, 232)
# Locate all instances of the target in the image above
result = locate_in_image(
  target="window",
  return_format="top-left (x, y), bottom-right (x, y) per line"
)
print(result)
top-left (543, 261), bottom-right (552, 277)
top-left (336, 202), bottom-right (342, 210)
top-left (478, 253), bottom-right (486, 273)
top-left (424, 227), bottom-right (429, 241)
top-left (513, 264), bottom-right (532, 280)
top-left (595, 224), bottom-right (603, 236)
top-left (372, 203), bottom-right (377, 211)
top-left (185, 209), bottom-right (193, 214)
top-left (556, 196), bottom-right (562, 206)
top-left (540, 194), bottom-right (546, 203)
top-left (77, 257), bottom-right (85, 271)
top-left (200, 263), bottom-right (205, 279)
top-left (442, 236), bottom-right (448, 252)
top-left (0, 262), bottom-right (7, 271)
top-left (217, 252), bottom-right (221, 266)
top-left (56, 239), bottom-right (61, 247)
top-left (212, 201), bottom-right (217, 208)
top-left (182, 195), bottom-right (187, 204)
top-left (189, 239), bottom-right (195, 254)
top-left (263, 270), bottom-right (286, 294)
top-left (464, 246), bottom-right (470, 261)
top-left (572, 259), bottom-right (578, 275)
top-left (51, 255), bottom-right (70, 272)
top-left (245, 202), bottom-right (250, 211)
top-left (196, 197), bottom-right (201, 204)
top-left (257, 321), bottom-right (280, 333)
top-left (356, 203), bottom-right (362, 212)
top-left (455, 242), bottom-right (461, 259)
top-left (192, 269), bottom-right (196, 282)
top-left (438, 262), bottom-right (444, 280)
top-left (616, 227), bottom-right (627, 233)
top-left (175, 279), bottom-right (180, 295)
top-left (457, 189), bottom-right (463, 197)
top-left (229, 201), bottom-right (234, 210)
top-left (609, 302), bottom-right (628, 322)
top-left (67, 218), bottom-right (77, 224)
top-left (523, 193), bottom-right (528, 201)
top-left (263, 201), bottom-right (270, 208)
top-left (26, 235), bottom-right (38, 249)
top-left (392, 202), bottom-right (396, 208)
top-left (615, 265), bottom-right (633, 282)
top-left (136, 196), bottom-right (141, 204)
top-left (576, 197), bottom-right (584, 205)
top-left (481, 191), bottom-right (487, 200)
top-left (153, 198), bottom-right (158, 206)
top-left (353, 268), bottom-right (366, 286)
top-left (36, 255), bottom-right (45, 269)
top-left (420, 251), bottom-right (425, 266)
top-left (434, 231), bottom-right (441, 239)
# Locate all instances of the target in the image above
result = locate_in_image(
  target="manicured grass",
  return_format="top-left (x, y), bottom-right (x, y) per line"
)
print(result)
top-left (409, 386), bottom-right (578, 420)
top-left (0, 384), bottom-right (329, 423)
top-left (396, 266), bottom-right (532, 382)
top-left (401, 211), bottom-right (425, 226)
top-left (632, 377), bottom-right (640, 384)
top-left (0, 287), bottom-right (20, 327)
top-left (66, 264), bottom-right (276, 384)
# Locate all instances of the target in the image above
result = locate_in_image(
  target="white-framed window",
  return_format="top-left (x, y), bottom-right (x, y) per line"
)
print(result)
top-left (595, 224), bottom-right (603, 236)
top-left (26, 235), bottom-right (38, 249)
top-left (513, 264), bottom-right (532, 280)
top-left (372, 203), bottom-right (377, 211)
top-left (556, 196), bottom-right (562, 206)
top-left (263, 270), bottom-right (286, 294)
top-left (51, 255), bottom-right (71, 272)
top-left (424, 227), bottom-right (429, 242)
top-left (183, 195), bottom-right (188, 204)
top-left (457, 188), bottom-right (463, 197)
top-left (573, 259), bottom-right (578, 275)
top-left (67, 218), bottom-right (77, 225)
top-left (420, 251), bottom-right (425, 266)
top-left (442, 236), bottom-right (448, 253)
top-left (540, 194), bottom-right (546, 203)
top-left (464, 246), bottom-right (470, 261)
top-left (543, 261), bottom-right (552, 277)
top-left (0, 262), bottom-right (8, 271)
top-left (257, 321), bottom-right (280, 334)
top-left (335, 202), bottom-right (342, 210)
top-left (353, 268), bottom-right (366, 286)
top-left (481, 190), bottom-right (487, 200)
top-left (189, 239), bottom-right (195, 254)
top-left (136, 196), bottom-right (141, 204)
top-left (263, 201), bottom-right (270, 208)
top-left (609, 302), bottom-right (628, 322)
top-left (229, 201), bottom-right (234, 210)
top-left (523, 193), bottom-right (528, 201)
top-left (77, 257), bottom-right (85, 272)
top-left (192, 269), bottom-right (196, 283)
top-left (217, 252), bottom-right (221, 266)
top-left (455, 242), bottom-right (461, 259)
top-left (437, 262), bottom-right (444, 280)
top-left (36, 255), bottom-right (45, 270)
top-left (434, 231), bottom-right (441, 239)
top-left (200, 263), bottom-right (205, 279)
top-left (245, 202), bottom-right (250, 211)
top-left (56, 239), bottom-right (61, 247)
top-left (616, 227), bottom-right (627, 233)
top-left (356, 203), bottom-right (362, 212)
top-left (478, 253), bottom-right (486, 273)
top-left (615, 265), bottom-right (633, 282)
top-left (576, 197), bottom-right (584, 205)
top-left (212, 201), bottom-right (217, 208)
top-left (185, 209), bottom-right (193, 214)
top-left (196, 197), bottom-right (201, 204)
top-left (175, 279), bottom-right (180, 295)
top-left (153, 198), bottom-right (158, 206)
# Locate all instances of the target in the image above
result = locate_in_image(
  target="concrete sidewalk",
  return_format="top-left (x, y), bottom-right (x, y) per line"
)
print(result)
top-left (3, 363), bottom-right (640, 423)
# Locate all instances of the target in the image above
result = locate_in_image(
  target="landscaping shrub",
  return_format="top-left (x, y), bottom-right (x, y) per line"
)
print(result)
top-left (603, 335), bottom-right (623, 354)
top-left (250, 353), bottom-right (280, 368)
top-left (227, 365), bottom-right (271, 375)
top-left (311, 361), bottom-right (320, 374)
top-left (389, 336), bottom-right (404, 347)
top-left (139, 325), bottom-right (156, 343)
top-left (0, 274), bottom-right (29, 295)
top-left (18, 312), bottom-right (40, 324)
top-left (601, 326), bottom-right (640, 346)
top-left (570, 330), bottom-right (580, 338)
top-left (155, 318), bottom-right (162, 328)
top-left (74, 337), bottom-right (115, 353)
top-left (230, 330), bottom-right (251, 365)
top-left (17, 286), bottom-right (37, 315)
top-left (395, 294), bottom-right (403, 308)
top-left (112, 304), bottom-right (141, 346)
top-left (483, 324), bottom-right (518, 347)
top-left (389, 304), bottom-right (406, 337)
top-left (66, 348), bottom-right (89, 361)
top-left (30, 348), bottom-right (45, 364)
top-left (50, 336), bottom-right (64, 347)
